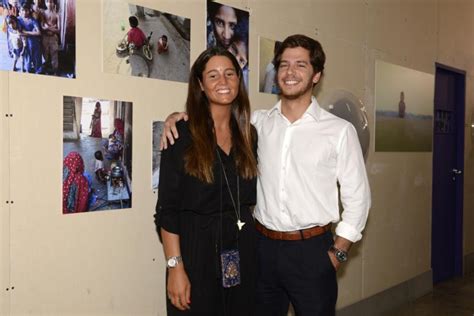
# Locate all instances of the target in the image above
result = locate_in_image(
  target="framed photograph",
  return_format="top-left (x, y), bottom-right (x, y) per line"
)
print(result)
top-left (207, 1), bottom-right (249, 90)
top-left (259, 36), bottom-right (281, 94)
top-left (152, 120), bottom-right (164, 190)
top-left (0, 0), bottom-right (76, 78)
top-left (63, 96), bottom-right (133, 213)
top-left (103, 1), bottom-right (190, 82)
top-left (375, 60), bottom-right (434, 152)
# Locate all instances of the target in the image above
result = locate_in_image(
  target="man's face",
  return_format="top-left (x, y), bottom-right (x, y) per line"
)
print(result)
top-left (276, 47), bottom-right (321, 100)
top-left (213, 6), bottom-right (237, 49)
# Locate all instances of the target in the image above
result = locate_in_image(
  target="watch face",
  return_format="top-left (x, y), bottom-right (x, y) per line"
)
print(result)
top-left (167, 258), bottom-right (177, 267)
top-left (335, 250), bottom-right (347, 262)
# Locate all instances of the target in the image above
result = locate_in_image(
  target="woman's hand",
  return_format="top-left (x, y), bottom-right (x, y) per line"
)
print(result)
top-left (167, 266), bottom-right (191, 311)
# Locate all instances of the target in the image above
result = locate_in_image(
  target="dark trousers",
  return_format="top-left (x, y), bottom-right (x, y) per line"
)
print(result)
top-left (255, 230), bottom-right (337, 316)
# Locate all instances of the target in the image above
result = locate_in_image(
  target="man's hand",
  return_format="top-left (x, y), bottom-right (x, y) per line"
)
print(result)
top-left (327, 235), bottom-right (352, 272)
top-left (167, 266), bottom-right (191, 310)
top-left (327, 250), bottom-right (341, 272)
top-left (160, 112), bottom-right (188, 150)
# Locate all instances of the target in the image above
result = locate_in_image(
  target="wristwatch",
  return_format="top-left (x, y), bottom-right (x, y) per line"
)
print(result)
top-left (329, 245), bottom-right (348, 263)
top-left (166, 256), bottom-right (182, 268)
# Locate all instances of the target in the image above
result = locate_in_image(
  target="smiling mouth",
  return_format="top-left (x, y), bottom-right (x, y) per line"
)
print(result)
top-left (283, 80), bottom-right (300, 86)
top-left (216, 88), bottom-right (231, 94)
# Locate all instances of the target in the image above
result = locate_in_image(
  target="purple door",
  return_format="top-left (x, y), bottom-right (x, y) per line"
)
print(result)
top-left (432, 63), bottom-right (465, 284)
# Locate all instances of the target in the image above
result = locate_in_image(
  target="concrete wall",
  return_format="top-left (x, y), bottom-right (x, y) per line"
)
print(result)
top-left (0, 0), bottom-right (473, 315)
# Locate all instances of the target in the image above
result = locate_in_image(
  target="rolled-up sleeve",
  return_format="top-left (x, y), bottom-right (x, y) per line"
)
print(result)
top-left (154, 137), bottom-right (183, 235)
top-left (335, 124), bottom-right (371, 242)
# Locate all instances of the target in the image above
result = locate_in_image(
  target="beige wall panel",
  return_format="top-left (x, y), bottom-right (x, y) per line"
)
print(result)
top-left (316, 34), bottom-right (366, 103)
top-left (398, 0), bottom-right (437, 72)
top-left (308, 0), bottom-right (368, 45)
top-left (7, 74), bottom-right (159, 316)
top-left (249, 0), bottom-right (314, 29)
top-left (0, 72), bottom-right (11, 316)
top-left (437, 0), bottom-right (474, 72)
top-left (368, 0), bottom-right (402, 56)
top-left (363, 154), bottom-right (432, 297)
top-left (369, 0), bottom-right (437, 73)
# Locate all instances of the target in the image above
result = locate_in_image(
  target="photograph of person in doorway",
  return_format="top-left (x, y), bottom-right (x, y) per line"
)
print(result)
top-left (63, 96), bottom-right (133, 213)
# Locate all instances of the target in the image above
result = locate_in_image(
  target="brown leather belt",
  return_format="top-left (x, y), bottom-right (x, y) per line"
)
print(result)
top-left (255, 221), bottom-right (332, 241)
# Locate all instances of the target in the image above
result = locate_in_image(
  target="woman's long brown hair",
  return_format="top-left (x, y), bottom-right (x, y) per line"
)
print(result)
top-left (184, 47), bottom-right (257, 183)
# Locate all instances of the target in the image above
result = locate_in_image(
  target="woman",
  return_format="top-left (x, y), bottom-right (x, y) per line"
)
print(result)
top-left (155, 47), bottom-right (258, 315)
top-left (62, 151), bottom-right (89, 213)
top-left (104, 118), bottom-right (124, 160)
top-left (90, 101), bottom-right (102, 138)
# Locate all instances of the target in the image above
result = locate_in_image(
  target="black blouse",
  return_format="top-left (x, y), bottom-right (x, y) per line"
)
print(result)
top-left (155, 121), bottom-right (257, 235)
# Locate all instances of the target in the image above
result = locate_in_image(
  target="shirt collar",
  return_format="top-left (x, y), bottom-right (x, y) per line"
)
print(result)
top-left (267, 96), bottom-right (322, 121)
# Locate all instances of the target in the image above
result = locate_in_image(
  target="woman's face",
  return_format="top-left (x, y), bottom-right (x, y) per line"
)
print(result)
top-left (200, 55), bottom-right (239, 107)
top-left (213, 5), bottom-right (237, 49)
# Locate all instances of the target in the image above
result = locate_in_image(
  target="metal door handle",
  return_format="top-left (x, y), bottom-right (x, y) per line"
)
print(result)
top-left (452, 169), bottom-right (462, 175)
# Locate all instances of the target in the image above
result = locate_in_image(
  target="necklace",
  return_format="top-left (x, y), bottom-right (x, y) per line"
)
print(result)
top-left (216, 149), bottom-right (244, 231)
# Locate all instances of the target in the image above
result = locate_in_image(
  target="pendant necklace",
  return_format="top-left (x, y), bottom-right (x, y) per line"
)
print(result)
top-left (216, 149), bottom-right (244, 231)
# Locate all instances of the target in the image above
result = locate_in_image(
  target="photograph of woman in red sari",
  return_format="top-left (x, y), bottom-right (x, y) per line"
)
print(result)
top-left (62, 151), bottom-right (90, 213)
top-left (90, 101), bottom-right (102, 138)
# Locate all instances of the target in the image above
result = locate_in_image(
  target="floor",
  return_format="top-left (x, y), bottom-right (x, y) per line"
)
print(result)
top-left (384, 273), bottom-right (474, 316)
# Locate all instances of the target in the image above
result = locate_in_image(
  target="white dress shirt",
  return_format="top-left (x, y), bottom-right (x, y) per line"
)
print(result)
top-left (251, 97), bottom-right (371, 242)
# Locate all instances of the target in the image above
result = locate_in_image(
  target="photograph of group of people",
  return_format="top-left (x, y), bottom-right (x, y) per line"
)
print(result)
top-left (0, 0), bottom-right (76, 77)
top-left (62, 96), bottom-right (133, 213)
top-left (103, 1), bottom-right (190, 82)
top-left (207, 1), bottom-right (249, 90)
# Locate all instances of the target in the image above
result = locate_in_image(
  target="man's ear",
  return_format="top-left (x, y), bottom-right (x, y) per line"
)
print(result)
top-left (312, 71), bottom-right (322, 85)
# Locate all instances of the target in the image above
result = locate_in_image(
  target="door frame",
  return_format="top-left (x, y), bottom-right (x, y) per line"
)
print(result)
top-left (432, 62), bottom-right (465, 282)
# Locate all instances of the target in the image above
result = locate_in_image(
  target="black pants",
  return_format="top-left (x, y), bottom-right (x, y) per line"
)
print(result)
top-left (255, 230), bottom-right (337, 316)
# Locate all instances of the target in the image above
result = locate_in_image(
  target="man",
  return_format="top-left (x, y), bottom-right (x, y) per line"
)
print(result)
top-left (161, 34), bottom-right (371, 315)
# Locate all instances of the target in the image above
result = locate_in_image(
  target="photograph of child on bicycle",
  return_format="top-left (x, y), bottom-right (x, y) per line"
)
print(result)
top-left (103, 2), bottom-right (190, 83)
